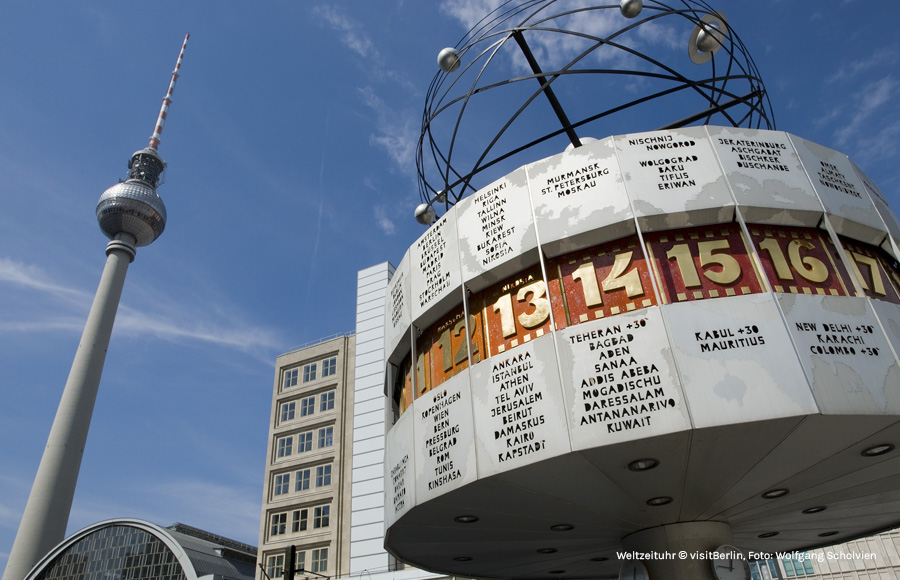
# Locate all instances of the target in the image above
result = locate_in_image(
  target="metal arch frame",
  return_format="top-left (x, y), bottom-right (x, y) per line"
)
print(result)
top-left (416, 0), bottom-right (775, 212)
top-left (22, 519), bottom-right (203, 580)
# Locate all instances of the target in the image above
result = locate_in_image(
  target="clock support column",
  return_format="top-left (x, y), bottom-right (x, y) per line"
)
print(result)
top-left (622, 522), bottom-right (748, 580)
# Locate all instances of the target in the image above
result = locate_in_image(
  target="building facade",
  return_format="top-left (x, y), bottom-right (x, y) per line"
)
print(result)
top-left (349, 263), bottom-right (396, 575)
top-left (257, 335), bottom-right (356, 580)
top-left (749, 528), bottom-right (900, 580)
top-left (22, 519), bottom-right (256, 580)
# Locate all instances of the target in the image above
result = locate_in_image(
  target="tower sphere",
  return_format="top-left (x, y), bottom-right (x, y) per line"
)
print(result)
top-left (96, 148), bottom-right (168, 247)
top-left (96, 181), bottom-right (167, 247)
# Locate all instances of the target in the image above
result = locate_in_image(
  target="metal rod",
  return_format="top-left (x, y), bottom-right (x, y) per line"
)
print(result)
top-left (657, 89), bottom-right (762, 130)
top-left (512, 30), bottom-right (581, 148)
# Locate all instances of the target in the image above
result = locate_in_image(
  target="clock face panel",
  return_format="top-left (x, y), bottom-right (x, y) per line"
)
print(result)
top-left (618, 560), bottom-right (649, 580)
top-left (710, 545), bottom-right (751, 580)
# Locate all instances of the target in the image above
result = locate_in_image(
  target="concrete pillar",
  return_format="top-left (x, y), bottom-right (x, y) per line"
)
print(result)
top-left (2, 236), bottom-right (135, 580)
top-left (621, 521), bottom-right (744, 580)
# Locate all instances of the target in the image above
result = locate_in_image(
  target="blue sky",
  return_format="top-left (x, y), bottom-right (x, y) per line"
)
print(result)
top-left (1, 0), bottom-right (899, 568)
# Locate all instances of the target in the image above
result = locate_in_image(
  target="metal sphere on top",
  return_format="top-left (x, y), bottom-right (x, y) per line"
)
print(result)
top-left (619, 0), bottom-right (643, 18)
top-left (415, 202), bottom-right (437, 225)
top-left (96, 148), bottom-right (167, 247)
top-left (416, 0), bottom-right (774, 216)
top-left (437, 47), bottom-right (461, 73)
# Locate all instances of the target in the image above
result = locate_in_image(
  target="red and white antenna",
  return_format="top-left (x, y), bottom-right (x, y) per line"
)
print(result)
top-left (148, 33), bottom-right (190, 150)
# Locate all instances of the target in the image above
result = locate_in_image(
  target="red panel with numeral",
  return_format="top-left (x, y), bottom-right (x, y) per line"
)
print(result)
top-left (412, 333), bottom-right (433, 400)
top-left (748, 225), bottom-right (850, 297)
top-left (547, 235), bottom-right (657, 330)
top-left (474, 264), bottom-right (554, 358)
top-left (397, 353), bottom-right (413, 415)
top-left (840, 236), bottom-right (900, 304)
top-left (645, 223), bottom-right (764, 304)
top-left (425, 306), bottom-right (487, 386)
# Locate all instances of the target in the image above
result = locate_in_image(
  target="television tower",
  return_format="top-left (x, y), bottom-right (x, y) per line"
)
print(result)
top-left (3, 34), bottom-right (189, 580)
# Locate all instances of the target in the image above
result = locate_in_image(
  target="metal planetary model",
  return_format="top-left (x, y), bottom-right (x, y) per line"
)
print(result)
top-left (385, 2), bottom-right (900, 580)
top-left (2, 35), bottom-right (189, 580)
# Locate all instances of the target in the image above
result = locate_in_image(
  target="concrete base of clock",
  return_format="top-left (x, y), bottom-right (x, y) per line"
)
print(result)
top-left (622, 521), bottom-right (740, 580)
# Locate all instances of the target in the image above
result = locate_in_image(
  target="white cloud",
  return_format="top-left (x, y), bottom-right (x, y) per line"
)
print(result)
top-left (827, 46), bottom-right (900, 84)
top-left (0, 258), bottom-right (90, 305)
top-left (440, 0), bottom-right (506, 32)
top-left (0, 257), bottom-right (283, 362)
top-left (374, 205), bottom-right (397, 236)
top-left (310, 4), bottom-right (417, 94)
top-left (310, 5), bottom-right (379, 61)
top-left (834, 75), bottom-right (898, 146)
top-left (357, 86), bottom-right (419, 174)
top-left (845, 119), bottom-right (900, 165)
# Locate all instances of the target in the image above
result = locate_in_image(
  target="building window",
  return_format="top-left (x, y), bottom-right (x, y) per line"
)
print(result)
top-left (292, 509), bottom-right (308, 533)
top-left (749, 559), bottom-right (780, 580)
top-left (276, 436), bottom-right (293, 458)
top-left (311, 548), bottom-right (328, 573)
top-left (294, 550), bottom-right (305, 574)
top-left (271, 513), bottom-right (287, 536)
top-left (267, 554), bottom-right (285, 579)
top-left (303, 363), bottom-right (317, 382)
top-left (780, 554), bottom-right (814, 577)
top-left (281, 402), bottom-right (295, 422)
top-left (298, 431), bottom-right (313, 453)
top-left (284, 368), bottom-right (298, 389)
top-left (314, 505), bottom-right (330, 528)
top-left (274, 473), bottom-right (290, 496)
top-left (295, 468), bottom-right (310, 491)
top-left (318, 426), bottom-right (333, 448)
top-left (300, 396), bottom-right (316, 417)
top-left (322, 357), bottom-right (337, 377)
top-left (320, 391), bottom-right (335, 412)
top-left (316, 464), bottom-right (332, 487)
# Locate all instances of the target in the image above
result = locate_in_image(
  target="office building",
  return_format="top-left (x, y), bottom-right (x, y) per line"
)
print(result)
top-left (748, 528), bottom-right (900, 579)
top-left (257, 334), bottom-right (355, 580)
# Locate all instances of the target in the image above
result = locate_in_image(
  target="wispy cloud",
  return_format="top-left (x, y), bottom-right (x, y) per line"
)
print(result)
top-left (834, 75), bottom-right (898, 146)
top-left (0, 258), bottom-right (90, 305)
top-left (440, 0), bottom-right (506, 32)
top-left (0, 257), bottom-right (283, 362)
top-left (374, 206), bottom-right (397, 235)
top-left (827, 46), bottom-right (900, 84)
top-left (309, 5), bottom-right (416, 92)
top-left (845, 119), bottom-right (900, 166)
top-left (357, 86), bottom-right (419, 174)
top-left (310, 5), bottom-right (379, 61)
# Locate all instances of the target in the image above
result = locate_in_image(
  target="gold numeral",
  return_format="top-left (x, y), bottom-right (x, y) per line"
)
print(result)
top-left (572, 262), bottom-right (602, 307)
top-left (602, 251), bottom-right (645, 297)
top-left (667, 240), bottom-right (741, 287)
top-left (492, 280), bottom-right (551, 338)
top-left (517, 281), bottom-right (550, 329)
top-left (759, 238), bottom-right (828, 283)
top-left (849, 252), bottom-right (887, 295)
top-left (572, 251), bottom-right (645, 308)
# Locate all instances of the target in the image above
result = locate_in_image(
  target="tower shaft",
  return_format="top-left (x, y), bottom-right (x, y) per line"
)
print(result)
top-left (2, 237), bottom-right (135, 580)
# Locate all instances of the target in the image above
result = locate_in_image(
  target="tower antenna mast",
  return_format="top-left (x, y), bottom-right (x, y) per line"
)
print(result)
top-left (2, 34), bottom-right (190, 580)
top-left (149, 33), bottom-right (189, 150)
